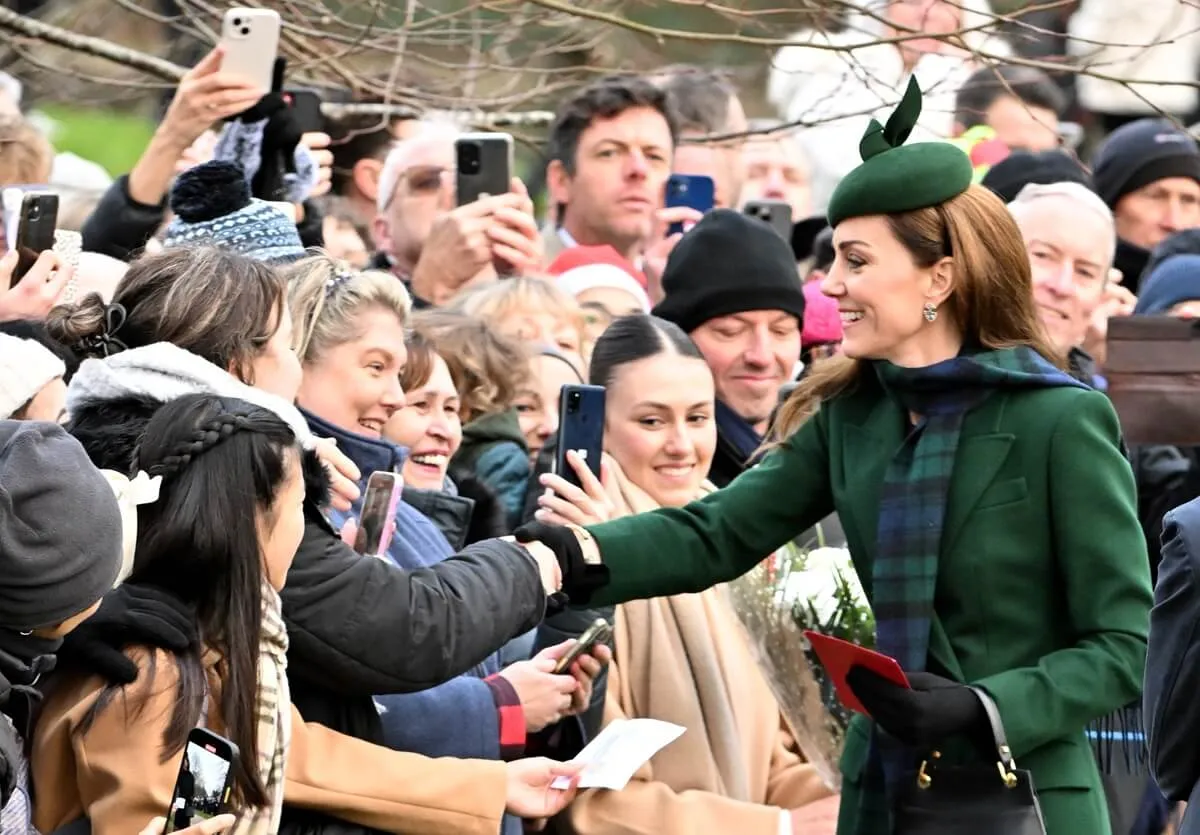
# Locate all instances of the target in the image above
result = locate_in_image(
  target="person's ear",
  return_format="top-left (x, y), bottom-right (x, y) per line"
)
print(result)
top-left (927, 256), bottom-right (955, 307)
top-left (372, 214), bottom-right (391, 253)
top-left (354, 158), bottom-right (384, 203)
top-left (546, 159), bottom-right (571, 211)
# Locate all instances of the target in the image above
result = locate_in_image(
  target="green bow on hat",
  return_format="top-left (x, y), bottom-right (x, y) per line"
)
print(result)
top-left (826, 77), bottom-right (974, 227)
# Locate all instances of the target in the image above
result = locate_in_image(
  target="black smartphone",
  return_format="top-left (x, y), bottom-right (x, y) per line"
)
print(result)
top-left (554, 384), bottom-right (605, 490)
top-left (164, 728), bottom-right (239, 833)
top-left (743, 199), bottom-right (792, 241)
top-left (4, 190), bottom-right (58, 286)
top-left (286, 89), bottom-right (324, 134)
top-left (553, 617), bottom-right (612, 674)
top-left (665, 173), bottom-right (714, 236)
top-left (455, 132), bottom-right (513, 206)
top-left (353, 470), bottom-right (401, 557)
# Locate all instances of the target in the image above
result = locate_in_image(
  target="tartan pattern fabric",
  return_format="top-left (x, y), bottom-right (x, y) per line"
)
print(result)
top-left (859, 346), bottom-right (1088, 835)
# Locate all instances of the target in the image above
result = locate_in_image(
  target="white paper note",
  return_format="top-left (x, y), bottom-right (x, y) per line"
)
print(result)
top-left (550, 718), bottom-right (686, 791)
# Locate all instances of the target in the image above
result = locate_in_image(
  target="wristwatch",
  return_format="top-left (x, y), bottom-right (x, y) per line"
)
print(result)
top-left (564, 523), bottom-right (602, 565)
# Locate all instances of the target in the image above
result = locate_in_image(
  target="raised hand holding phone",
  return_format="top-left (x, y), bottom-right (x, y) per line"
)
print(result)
top-left (353, 471), bottom-right (402, 557)
top-left (164, 728), bottom-right (238, 833)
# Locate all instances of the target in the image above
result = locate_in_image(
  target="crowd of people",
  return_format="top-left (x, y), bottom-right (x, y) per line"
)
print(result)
top-left (3, 0), bottom-right (1200, 834)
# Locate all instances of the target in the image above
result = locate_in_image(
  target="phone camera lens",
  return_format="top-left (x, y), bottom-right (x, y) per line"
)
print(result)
top-left (28, 206), bottom-right (38, 219)
top-left (677, 182), bottom-right (688, 193)
top-left (457, 142), bottom-right (482, 175)
top-left (232, 16), bottom-right (242, 26)
top-left (240, 26), bottom-right (251, 35)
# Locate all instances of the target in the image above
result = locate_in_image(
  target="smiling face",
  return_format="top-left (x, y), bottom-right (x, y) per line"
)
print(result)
top-left (688, 310), bottom-right (801, 433)
top-left (384, 354), bottom-right (463, 490)
top-left (821, 215), bottom-right (956, 366)
top-left (1011, 195), bottom-right (1111, 353)
top-left (296, 307), bottom-right (409, 440)
top-left (604, 352), bottom-right (716, 508)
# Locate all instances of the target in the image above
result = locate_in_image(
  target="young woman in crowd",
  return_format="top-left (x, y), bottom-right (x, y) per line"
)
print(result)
top-left (44, 246), bottom-right (563, 834)
top-left (33, 393), bottom-right (581, 834)
top-left (448, 277), bottom-right (587, 371)
top-left (520, 83), bottom-right (1152, 835)
top-left (284, 257), bottom-right (605, 810)
top-left (533, 314), bottom-right (840, 835)
top-left (412, 309), bottom-right (536, 529)
top-left (384, 329), bottom-right (507, 546)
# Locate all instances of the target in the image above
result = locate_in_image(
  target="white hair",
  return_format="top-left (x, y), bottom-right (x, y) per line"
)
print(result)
top-left (375, 117), bottom-right (465, 213)
top-left (1007, 181), bottom-right (1117, 265)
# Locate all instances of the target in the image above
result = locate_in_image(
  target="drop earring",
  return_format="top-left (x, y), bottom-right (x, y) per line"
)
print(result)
top-left (922, 302), bottom-right (938, 322)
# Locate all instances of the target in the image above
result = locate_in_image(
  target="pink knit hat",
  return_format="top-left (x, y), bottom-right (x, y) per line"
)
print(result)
top-left (801, 280), bottom-right (842, 346)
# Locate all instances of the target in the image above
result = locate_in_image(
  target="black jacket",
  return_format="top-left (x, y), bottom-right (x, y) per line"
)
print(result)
top-left (66, 392), bottom-right (546, 793)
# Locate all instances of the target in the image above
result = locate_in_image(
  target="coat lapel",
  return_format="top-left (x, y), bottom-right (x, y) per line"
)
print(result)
top-left (941, 432), bottom-right (1015, 556)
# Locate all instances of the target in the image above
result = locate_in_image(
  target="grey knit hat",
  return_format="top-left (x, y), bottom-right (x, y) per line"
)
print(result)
top-left (0, 421), bottom-right (123, 631)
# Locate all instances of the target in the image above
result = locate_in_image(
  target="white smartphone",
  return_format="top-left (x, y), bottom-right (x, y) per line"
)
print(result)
top-left (218, 8), bottom-right (281, 92)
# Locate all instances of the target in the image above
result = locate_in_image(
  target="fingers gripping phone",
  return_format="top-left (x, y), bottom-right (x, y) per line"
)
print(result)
top-left (455, 133), bottom-right (513, 207)
top-left (554, 384), bottom-right (605, 491)
top-left (665, 173), bottom-right (714, 236)
top-left (219, 8), bottom-right (281, 92)
top-left (743, 199), bottom-right (792, 241)
top-left (353, 471), bottom-right (402, 557)
top-left (164, 728), bottom-right (238, 833)
top-left (553, 618), bottom-right (613, 674)
top-left (2, 189), bottom-right (58, 286)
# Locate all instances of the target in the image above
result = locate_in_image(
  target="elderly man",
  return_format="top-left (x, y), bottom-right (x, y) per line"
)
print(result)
top-left (372, 120), bottom-right (542, 307)
top-left (1007, 181), bottom-right (1134, 387)
top-left (737, 119), bottom-right (812, 222)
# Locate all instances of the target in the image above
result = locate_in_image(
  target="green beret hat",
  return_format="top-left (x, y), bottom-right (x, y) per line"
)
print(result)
top-left (826, 77), bottom-right (974, 227)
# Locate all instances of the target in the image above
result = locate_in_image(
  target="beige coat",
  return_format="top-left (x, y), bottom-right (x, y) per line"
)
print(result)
top-left (33, 648), bottom-right (508, 835)
top-left (564, 479), bottom-right (831, 835)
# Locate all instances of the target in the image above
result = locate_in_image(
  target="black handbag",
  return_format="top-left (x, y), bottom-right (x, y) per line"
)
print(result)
top-left (893, 687), bottom-right (1048, 835)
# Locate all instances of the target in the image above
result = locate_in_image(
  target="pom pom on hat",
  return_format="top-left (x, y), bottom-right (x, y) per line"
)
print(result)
top-left (827, 77), bottom-right (974, 227)
top-left (170, 160), bottom-right (252, 222)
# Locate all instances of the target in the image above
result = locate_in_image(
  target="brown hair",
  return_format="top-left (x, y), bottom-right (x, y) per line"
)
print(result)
top-left (0, 116), bottom-right (52, 186)
top-left (410, 309), bottom-right (531, 423)
top-left (773, 185), bottom-right (1060, 440)
top-left (399, 329), bottom-right (437, 394)
top-left (47, 247), bottom-right (287, 384)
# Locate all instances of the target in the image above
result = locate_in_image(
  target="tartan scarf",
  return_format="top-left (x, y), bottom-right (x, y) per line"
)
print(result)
top-left (232, 586), bottom-right (291, 835)
top-left (857, 345), bottom-right (1087, 835)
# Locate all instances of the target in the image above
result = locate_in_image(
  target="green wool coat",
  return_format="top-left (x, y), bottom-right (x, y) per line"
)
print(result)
top-left (584, 371), bottom-right (1152, 835)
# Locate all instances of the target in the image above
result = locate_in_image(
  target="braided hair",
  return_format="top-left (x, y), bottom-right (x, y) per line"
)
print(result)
top-left (97, 393), bottom-right (298, 808)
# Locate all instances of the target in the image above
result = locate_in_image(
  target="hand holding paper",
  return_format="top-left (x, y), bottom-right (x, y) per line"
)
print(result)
top-left (550, 718), bottom-right (685, 790)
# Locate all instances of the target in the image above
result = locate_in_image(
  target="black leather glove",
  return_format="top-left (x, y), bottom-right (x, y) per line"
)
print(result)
top-left (846, 666), bottom-right (992, 752)
top-left (514, 520), bottom-right (610, 608)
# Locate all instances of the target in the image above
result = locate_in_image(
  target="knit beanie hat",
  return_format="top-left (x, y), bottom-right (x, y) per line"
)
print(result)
top-left (0, 421), bottom-right (123, 630)
top-left (1133, 254), bottom-right (1200, 314)
top-left (652, 208), bottom-right (806, 333)
top-left (801, 281), bottom-right (843, 346)
top-left (549, 246), bottom-right (651, 312)
top-left (1093, 119), bottom-right (1200, 209)
top-left (982, 149), bottom-right (1093, 204)
top-left (0, 333), bottom-right (65, 420)
top-left (163, 160), bottom-right (306, 264)
top-left (827, 78), bottom-right (973, 227)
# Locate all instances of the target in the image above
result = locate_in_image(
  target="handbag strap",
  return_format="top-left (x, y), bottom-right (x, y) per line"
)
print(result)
top-left (968, 685), bottom-right (1020, 785)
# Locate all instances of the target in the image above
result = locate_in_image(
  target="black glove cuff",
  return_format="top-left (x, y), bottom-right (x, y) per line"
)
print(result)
top-left (514, 521), bottom-right (611, 606)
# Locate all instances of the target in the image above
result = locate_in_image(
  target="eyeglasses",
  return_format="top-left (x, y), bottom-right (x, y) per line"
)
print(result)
top-left (380, 164), bottom-right (450, 210)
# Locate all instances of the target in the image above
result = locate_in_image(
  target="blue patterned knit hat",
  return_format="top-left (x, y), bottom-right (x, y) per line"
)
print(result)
top-left (163, 161), bottom-right (306, 265)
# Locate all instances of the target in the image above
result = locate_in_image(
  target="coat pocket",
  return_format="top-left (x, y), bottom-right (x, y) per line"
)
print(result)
top-left (974, 477), bottom-right (1030, 511)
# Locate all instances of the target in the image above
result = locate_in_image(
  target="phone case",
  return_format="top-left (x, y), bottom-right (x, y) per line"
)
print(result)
top-left (554, 619), bottom-right (612, 673)
top-left (165, 728), bottom-right (238, 833)
top-left (743, 200), bottom-right (792, 241)
top-left (665, 174), bottom-right (715, 236)
top-left (555, 384), bottom-right (605, 490)
top-left (803, 630), bottom-right (910, 716)
top-left (10, 193), bottom-right (57, 285)
top-left (455, 133), bottom-right (513, 206)
top-left (219, 8), bottom-right (281, 91)
top-left (354, 472), bottom-right (402, 557)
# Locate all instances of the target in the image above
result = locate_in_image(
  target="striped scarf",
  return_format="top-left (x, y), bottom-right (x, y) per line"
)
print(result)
top-left (232, 586), bottom-right (291, 835)
top-left (858, 345), bottom-right (1087, 834)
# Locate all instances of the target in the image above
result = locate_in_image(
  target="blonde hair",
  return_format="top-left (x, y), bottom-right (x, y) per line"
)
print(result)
top-left (410, 308), bottom-right (531, 423)
top-left (447, 277), bottom-right (586, 347)
top-left (772, 185), bottom-right (1062, 442)
top-left (0, 115), bottom-right (52, 186)
top-left (283, 253), bottom-right (412, 363)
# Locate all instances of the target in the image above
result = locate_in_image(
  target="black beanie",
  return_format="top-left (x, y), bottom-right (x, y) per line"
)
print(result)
top-left (1092, 118), bottom-right (1200, 208)
top-left (652, 209), bottom-right (806, 333)
top-left (982, 150), bottom-right (1093, 204)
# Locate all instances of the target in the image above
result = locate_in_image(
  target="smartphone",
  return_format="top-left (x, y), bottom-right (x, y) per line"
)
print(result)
top-left (353, 470), bottom-right (402, 557)
top-left (164, 728), bottom-right (238, 833)
top-left (2, 189), bottom-right (57, 286)
top-left (743, 199), bottom-right (792, 241)
top-left (665, 173), bottom-right (714, 236)
top-left (553, 617), bottom-right (612, 674)
top-left (286, 89), bottom-right (324, 134)
top-left (219, 8), bottom-right (281, 92)
top-left (554, 384), bottom-right (605, 490)
top-left (455, 133), bottom-right (512, 207)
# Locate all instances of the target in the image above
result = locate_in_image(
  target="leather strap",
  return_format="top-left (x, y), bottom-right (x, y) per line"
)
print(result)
top-left (968, 686), bottom-right (1015, 770)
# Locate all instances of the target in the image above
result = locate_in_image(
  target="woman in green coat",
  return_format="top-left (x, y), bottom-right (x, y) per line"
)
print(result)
top-left (518, 80), bottom-right (1152, 835)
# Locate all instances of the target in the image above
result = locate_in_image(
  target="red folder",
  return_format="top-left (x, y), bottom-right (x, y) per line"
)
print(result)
top-left (803, 630), bottom-right (911, 716)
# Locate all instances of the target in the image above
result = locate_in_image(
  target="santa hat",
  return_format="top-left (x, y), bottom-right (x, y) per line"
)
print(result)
top-left (549, 245), bottom-right (652, 312)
